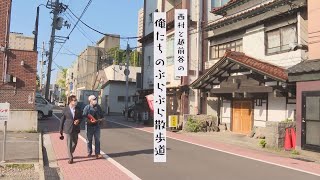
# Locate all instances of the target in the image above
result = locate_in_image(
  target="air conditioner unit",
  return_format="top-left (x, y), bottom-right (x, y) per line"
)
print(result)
top-left (5, 74), bottom-right (16, 83)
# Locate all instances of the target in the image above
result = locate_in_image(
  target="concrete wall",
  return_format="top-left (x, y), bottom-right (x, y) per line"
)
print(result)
top-left (243, 25), bottom-right (304, 68)
top-left (206, 97), bottom-right (218, 117)
top-left (103, 65), bottom-right (141, 82)
top-left (221, 100), bottom-right (231, 129)
top-left (102, 83), bottom-right (136, 113)
top-left (254, 100), bottom-right (267, 127)
top-left (7, 111), bottom-right (37, 131)
top-left (144, 0), bottom-right (158, 35)
top-left (142, 42), bottom-right (154, 89)
top-left (267, 93), bottom-right (287, 122)
top-left (9, 32), bottom-right (34, 51)
top-left (308, 0), bottom-right (320, 60)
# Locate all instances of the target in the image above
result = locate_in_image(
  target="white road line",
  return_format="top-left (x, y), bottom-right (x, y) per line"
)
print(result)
top-left (53, 114), bottom-right (141, 180)
top-left (107, 119), bottom-right (320, 177)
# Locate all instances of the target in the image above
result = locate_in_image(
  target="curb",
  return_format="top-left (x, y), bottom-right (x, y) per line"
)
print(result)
top-left (38, 132), bottom-right (45, 180)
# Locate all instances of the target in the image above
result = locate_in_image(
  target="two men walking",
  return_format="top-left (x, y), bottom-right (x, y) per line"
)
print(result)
top-left (59, 95), bottom-right (104, 164)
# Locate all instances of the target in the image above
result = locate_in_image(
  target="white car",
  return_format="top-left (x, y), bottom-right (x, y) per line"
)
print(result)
top-left (58, 101), bottom-right (65, 107)
top-left (35, 96), bottom-right (53, 120)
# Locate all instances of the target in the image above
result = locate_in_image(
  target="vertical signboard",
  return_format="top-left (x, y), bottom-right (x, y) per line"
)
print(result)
top-left (174, 9), bottom-right (188, 77)
top-left (153, 12), bottom-right (167, 162)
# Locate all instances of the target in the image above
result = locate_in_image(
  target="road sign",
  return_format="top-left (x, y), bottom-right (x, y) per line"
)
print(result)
top-left (0, 103), bottom-right (10, 121)
top-left (169, 115), bottom-right (178, 127)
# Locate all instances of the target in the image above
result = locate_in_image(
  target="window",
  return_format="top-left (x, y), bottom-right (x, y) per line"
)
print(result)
top-left (266, 24), bottom-right (297, 54)
top-left (212, 0), bottom-right (229, 8)
top-left (210, 39), bottom-right (242, 59)
top-left (118, 96), bottom-right (125, 102)
top-left (36, 97), bottom-right (47, 104)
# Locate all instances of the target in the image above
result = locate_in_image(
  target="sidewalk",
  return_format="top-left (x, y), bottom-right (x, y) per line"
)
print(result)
top-left (49, 132), bottom-right (132, 180)
top-left (0, 131), bottom-right (40, 179)
top-left (106, 115), bottom-right (320, 176)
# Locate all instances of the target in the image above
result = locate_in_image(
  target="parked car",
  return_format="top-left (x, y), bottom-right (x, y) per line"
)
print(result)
top-left (58, 101), bottom-right (65, 107)
top-left (35, 95), bottom-right (53, 120)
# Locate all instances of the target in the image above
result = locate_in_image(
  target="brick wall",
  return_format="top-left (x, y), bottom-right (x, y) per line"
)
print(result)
top-left (0, 0), bottom-right (12, 80)
top-left (0, 0), bottom-right (38, 110)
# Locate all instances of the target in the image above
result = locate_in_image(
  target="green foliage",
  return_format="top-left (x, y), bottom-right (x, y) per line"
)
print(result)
top-left (185, 117), bottom-right (201, 132)
top-left (291, 150), bottom-right (300, 155)
top-left (282, 118), bottom-right (293, 122)
top-left (36, 75), bottom-right (40, 90)
top-left (6, 164), bottom-right (34, 170)
top-left (56, 68), bottom-right (68, 88)
top-left (61, 92), bottom-right (67, 102)
top-left (105, 47), bottom-right (141, 67)
top-left (259, 139), bottom-right (266, 148)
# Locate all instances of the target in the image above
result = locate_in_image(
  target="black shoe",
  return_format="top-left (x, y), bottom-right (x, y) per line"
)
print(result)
top-left (87, 153), bottom-right (92, 157)
top-left (68, 159), bottom-right (73, 164)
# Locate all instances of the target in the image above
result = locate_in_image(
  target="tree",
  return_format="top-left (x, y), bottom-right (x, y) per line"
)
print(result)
top-left (36, 75), bottom-right (40, 90)
top-left (105, 47), bottom-right (141, 67)
top-left (56, 68), bottom-right (68, 89)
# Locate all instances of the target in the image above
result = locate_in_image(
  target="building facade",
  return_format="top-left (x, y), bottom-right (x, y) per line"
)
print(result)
top-left (288, 0), bottom-right (320, 152)
top-left (9, 32), bottom-right (34, 51)
top-left (139, 0), bottom-right (218, 124)
top-left (0, 0), bottom-right (38, 131)
top-left (137, 8), bottom-right (144, 52)
top-left (192, 0), bottom-right (307, 134)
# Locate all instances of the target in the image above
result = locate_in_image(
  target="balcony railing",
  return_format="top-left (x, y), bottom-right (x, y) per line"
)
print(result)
top-left (166, 2), bottom-right (183, 24)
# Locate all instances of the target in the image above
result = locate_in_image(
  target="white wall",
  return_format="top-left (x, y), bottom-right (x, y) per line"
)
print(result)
top-left (143, 43), bottom-right (154, 89)
top-left (221, 100), bottom-right (231, 125)
top-left (8, 111), bottom-right (38, 131)
top-left (144, 0), bottom-right (159, 35)
top-left (286, 104), bottom-right (296, 120)
top-left (207, 97), bottom-right (218, 117)
top-left (243, 25), bottom-right (303, 68)
top-left (109, 83), bottom-right (137, 113)
top-left (254, 101), bottom-right (267, 127)
top-left (103, 65), bottom-right (141, 82)
top-left (268, 93), bottom-right (287, 122)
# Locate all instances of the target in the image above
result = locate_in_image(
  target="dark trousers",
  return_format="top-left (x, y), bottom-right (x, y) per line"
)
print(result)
top-left (66, 133), bottom-right (78, 160)
top-left (86, 125), bottom-right (101, 155)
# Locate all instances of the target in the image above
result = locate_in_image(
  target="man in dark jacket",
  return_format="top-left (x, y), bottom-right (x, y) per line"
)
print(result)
top-left (59, 95), bottom-right (82, 164)
top-left (83, 95), bottom-right (104, 159)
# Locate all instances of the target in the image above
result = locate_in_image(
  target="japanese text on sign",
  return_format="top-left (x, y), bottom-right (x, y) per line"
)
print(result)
top-left (153, 12), bottom-right (167, 163)
top-left (0, 103), bottom-right (10, 121)
top-left (174, 9), bottom-right (188, 77)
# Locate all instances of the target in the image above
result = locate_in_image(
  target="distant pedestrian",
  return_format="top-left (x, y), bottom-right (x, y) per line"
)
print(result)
top-left (83, 95), bottom-right (104, 159)
top-left (59, 95), bottom-right (82, 164)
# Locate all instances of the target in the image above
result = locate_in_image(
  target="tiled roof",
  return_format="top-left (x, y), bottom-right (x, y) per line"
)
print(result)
top-left (226, 51), bottom-right (288, 80)
top-left (206, 0), bottom-right (281, 29)
top-left (211, 0), bottom-right (243, 14)
top-left (191, 51), bottom-right (288, 88)
top-left (287, 59), bottom-right (320, 74)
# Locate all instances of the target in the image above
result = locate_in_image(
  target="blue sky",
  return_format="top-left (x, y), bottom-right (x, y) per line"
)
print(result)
top-left (10, 0), bottom-right (143, 82)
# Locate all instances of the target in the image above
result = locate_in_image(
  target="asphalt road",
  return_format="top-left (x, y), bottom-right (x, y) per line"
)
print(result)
top-left (52, 112), bottom-right (319, 180)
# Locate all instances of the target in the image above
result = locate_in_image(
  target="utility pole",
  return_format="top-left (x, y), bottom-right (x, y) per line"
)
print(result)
top-left (45, 0), bottom-right (60, 100)
top-left (125, 43), bottom-right (130, 121)
top-left (40, 41), bottom-right (45, 93)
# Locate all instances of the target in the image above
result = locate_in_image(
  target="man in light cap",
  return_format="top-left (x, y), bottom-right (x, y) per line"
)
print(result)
top-left (83, 95), bottom-right (104, 159)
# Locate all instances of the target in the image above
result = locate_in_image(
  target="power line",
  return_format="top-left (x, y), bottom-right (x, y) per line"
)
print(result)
top-left (52, 0), bottom-right (93, 61)
top-left (67, 8), bottom-right (141, 39)
top-left (63, 11), bottom-right (96, 44)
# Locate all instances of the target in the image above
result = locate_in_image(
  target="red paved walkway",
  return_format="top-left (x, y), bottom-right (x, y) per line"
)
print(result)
top-left (49, 132), bottom-right (132, 180)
